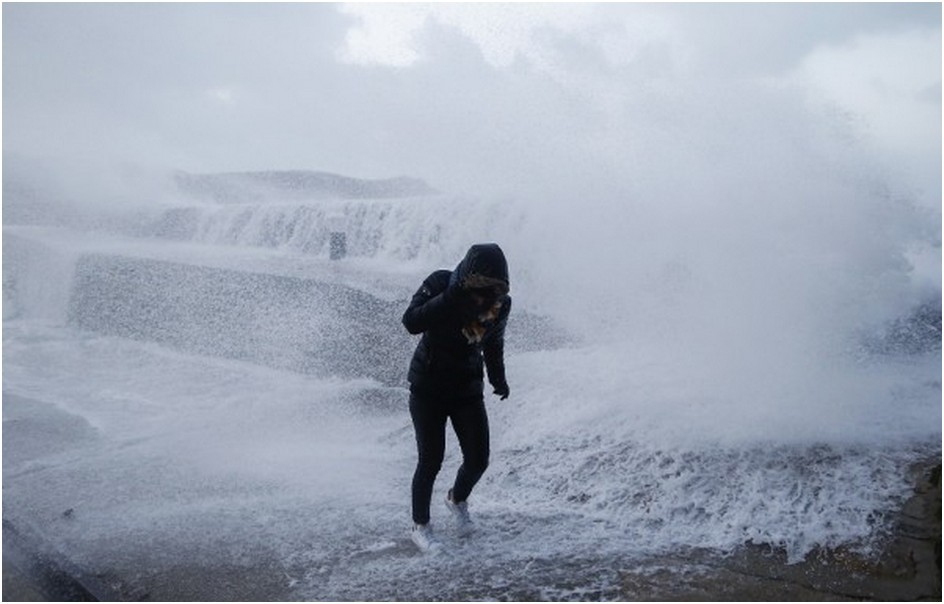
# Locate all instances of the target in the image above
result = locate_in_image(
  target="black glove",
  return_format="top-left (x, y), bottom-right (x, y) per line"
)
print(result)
top-left (492, 382), bottom-right (510, 400)
top-left (445, 284), bottom-right (480, 324)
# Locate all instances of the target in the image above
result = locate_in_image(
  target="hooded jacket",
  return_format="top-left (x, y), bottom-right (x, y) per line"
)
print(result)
top-left (402, 243), bottom-right (511, 397)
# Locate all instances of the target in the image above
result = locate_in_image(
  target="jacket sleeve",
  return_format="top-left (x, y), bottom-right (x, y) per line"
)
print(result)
top-left (483, 296), bottom-right (511, 388)
top-left (402, 272), bottom-right (460, 335)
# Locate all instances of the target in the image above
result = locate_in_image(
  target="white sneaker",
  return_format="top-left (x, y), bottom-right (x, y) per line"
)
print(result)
top-left (410, 523), bottom-right (441, 553)
top-left (445, 490), bottom-right (474, 537)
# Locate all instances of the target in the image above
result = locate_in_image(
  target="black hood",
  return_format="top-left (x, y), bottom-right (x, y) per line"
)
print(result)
top-left (450, 243), bottom-right (510, 294)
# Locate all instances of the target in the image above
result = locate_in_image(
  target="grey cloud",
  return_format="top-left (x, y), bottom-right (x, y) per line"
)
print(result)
top-left (917, 81), bottom-right (943, 105)
top-left (657, 2), bottom-right (941, 76)
top-left (2, 1), bottom-right (940, 193)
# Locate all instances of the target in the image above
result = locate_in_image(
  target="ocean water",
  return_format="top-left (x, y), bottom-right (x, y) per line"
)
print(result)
top-left (2, 151), bottom-right (940, 597)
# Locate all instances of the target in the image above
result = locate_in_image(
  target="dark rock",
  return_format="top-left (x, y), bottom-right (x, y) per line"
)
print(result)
top-left (866, 298), bottom-right (942, 355)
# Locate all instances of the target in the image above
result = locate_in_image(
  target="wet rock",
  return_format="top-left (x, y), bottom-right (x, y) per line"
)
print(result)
top-left (878, 460), bottom-right (941, 599)
top-left (615, 458), bottom-right (941, 601)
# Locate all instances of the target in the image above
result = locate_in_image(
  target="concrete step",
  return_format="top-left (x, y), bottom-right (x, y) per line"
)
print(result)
top-left (5, 226), bottom-right (571, 387)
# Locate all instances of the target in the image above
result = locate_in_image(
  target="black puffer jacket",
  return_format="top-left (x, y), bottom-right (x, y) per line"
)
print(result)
top-left (402, 244), bottom-right (511, 397)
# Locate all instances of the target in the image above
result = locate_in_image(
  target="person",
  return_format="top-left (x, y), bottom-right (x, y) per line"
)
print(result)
top-left (401, 243), bottom-right (511, 552)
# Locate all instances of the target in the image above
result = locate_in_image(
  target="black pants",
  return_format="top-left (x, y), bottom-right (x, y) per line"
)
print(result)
top-left (409, 390), bottom-right (489, 525)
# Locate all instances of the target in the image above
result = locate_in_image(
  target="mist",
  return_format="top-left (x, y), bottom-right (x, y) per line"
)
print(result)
top-left (3, 2), bottom-right (941, 598)
top-left (5, 1), bottom-right (939, 339)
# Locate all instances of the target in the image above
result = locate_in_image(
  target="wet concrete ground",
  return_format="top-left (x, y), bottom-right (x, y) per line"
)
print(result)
top-left (3, 530), bottom-right (937, 601)
top-left (4, 382), bottom-right (940, 601)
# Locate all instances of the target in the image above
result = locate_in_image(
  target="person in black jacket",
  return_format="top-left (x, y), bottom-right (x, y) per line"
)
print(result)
top-left (401, 243), bottom-right (511, 551)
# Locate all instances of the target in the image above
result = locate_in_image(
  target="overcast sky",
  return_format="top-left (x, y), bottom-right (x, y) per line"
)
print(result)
top-left (3, 2), bottom-right (941, 205)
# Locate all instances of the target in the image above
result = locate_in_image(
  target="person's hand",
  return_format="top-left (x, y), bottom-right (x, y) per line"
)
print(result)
top-left (492, 382), bottom-right (510, 400)
top-left (445, 285), bottom-right (477, 323)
